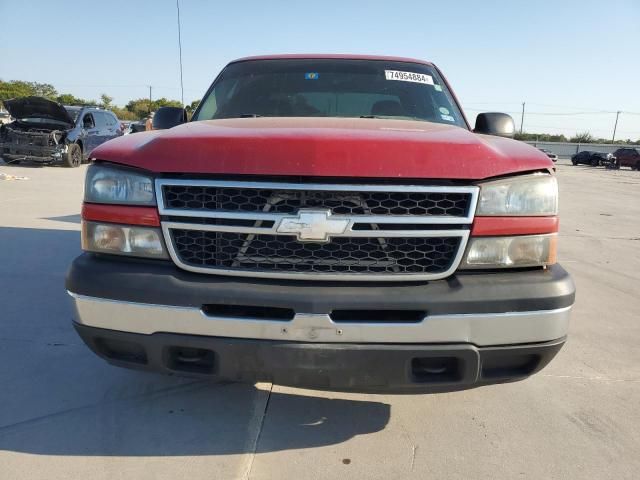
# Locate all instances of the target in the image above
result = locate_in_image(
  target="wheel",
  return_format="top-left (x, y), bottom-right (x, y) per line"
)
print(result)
top-left (64, 143), bottom-right (82, 168)
top-left (572, 159), bottom-right (578, 165)
top-left (591, 158), bottom-right (600, 167)
top-left (634, 161), bottom-right (640, 171)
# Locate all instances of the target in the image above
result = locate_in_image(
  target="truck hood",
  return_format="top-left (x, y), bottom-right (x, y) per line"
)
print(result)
top-left (91, 117), bottom-right (553, 180)
top-left (3, 96), bottom-right (75, 127)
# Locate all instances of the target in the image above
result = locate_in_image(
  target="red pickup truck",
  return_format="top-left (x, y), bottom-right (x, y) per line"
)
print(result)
top-left (66, 55), bottom-right (575, 392)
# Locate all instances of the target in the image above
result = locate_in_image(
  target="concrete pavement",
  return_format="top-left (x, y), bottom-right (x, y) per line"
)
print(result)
top-left (0, 159), bottom-right (638, 479)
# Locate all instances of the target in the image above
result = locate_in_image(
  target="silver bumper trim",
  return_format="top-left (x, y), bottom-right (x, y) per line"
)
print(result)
top-left (68, 292), bottom-right (571, 346)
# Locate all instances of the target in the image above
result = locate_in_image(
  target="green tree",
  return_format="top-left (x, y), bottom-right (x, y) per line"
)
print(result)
top-left (100, 93), bottom-right (113, 109)
top-left (31, 82), bottom-right (57, 99)
top-left (109, 106), bottom-right (137, 121)
top-left (569, 132), bottom-right (595, 143)
top-left (56, 93), bottom-right (94, 106)
top-left (185, 99), bottom-right (200, 114)
top-left (125, 97), bottom-right (183, 119)
top-left (514, 132), bottom-right (568, 142)
top-left (0, 80), bottom-right (58, 102)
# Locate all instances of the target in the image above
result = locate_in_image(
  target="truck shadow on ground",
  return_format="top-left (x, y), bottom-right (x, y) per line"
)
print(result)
top-left (0, 226), bottom-right (390, 456)
top-left (43, 214), bottom-right (82, 224)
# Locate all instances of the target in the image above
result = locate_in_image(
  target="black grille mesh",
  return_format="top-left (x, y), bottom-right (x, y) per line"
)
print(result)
top-left (163, 186), bottom-right (470, 217)
top-left (171, 230), bottom-right (460, 274)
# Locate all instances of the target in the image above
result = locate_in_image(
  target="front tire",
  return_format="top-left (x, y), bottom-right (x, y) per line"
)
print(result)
top-left (572, 159), bottom-right (578, 165)
top-left (591, 158), bottom-right (600, 167)
top-left (64, 143), bottom-right (82, 168)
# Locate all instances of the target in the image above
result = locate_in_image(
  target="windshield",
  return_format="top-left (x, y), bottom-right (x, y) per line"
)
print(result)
top-left (64, 107), bottom-right (82, 122)
top-left (194, 59), bottom-right (466, 127)
top-left (17, 116), bottom-right (72, 126)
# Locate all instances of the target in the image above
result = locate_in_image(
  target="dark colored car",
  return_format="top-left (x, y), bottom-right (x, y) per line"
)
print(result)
top-left (538, 148), bottom-right (558, 162)
top-left (612, 147), bottom-right (640, 170)
top-left (571, 150), bottom-right (613, 167)
top-left (0, 97), bottom-right (123, 167)
top-left (128, 121), bottom-right (147, 134)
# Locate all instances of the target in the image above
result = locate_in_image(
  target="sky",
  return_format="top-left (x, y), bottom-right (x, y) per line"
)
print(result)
top-left (1, 0), bottom-right (639, 139)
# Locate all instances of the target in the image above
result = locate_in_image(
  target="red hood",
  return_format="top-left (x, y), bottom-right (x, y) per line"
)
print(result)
top-left (91, 117), bottom-right (552, 180)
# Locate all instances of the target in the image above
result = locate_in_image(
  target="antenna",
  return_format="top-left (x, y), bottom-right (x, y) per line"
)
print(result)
top-left (176, 0), bottom-right (185, 107)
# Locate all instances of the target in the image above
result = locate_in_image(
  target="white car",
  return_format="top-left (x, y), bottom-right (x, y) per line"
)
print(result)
top-left (0, 110), bottom-right (12, 125)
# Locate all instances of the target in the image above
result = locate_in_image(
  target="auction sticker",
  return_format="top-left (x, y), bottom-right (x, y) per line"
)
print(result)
top-left (385, 70), bottom-right (434, 85)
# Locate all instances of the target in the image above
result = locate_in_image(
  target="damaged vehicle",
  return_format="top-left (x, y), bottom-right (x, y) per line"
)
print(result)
top-left (0, 97), bottom-right (122, 167)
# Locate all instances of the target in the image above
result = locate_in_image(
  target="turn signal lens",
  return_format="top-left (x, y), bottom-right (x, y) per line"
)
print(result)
top-left (90, 224), bottom-right (126, 252)
top-left (129, 227), bottom-right (166, 256)
top-left (461, 234), bottom-right (557, 269)
top-left (82, 221), bottom-right (168, 259)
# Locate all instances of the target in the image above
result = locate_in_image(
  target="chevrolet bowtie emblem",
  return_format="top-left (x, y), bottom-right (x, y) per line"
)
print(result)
top-left (276, 210), bottom-right (349, 242)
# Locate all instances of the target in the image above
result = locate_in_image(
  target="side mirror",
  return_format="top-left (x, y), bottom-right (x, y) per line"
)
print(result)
top-left (474, 112), bottom-right (515, 138)
top-left (153, 107), bottom-right (188, 130)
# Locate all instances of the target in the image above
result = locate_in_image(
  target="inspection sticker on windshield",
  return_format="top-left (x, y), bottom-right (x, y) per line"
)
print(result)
top-left (385, 70), bottom-right (434, 85)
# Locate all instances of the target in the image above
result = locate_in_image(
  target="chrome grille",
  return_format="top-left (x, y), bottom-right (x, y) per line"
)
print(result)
top-left (163, 185), bottom-right (471, 217)
top-left (157, 179), bottom-right (479, 281)
top-left (171, 230), bottom-right (461, 274)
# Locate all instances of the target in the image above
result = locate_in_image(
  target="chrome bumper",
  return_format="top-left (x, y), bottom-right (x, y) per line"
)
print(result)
top-left (69, 292), bottom-right (571, 346)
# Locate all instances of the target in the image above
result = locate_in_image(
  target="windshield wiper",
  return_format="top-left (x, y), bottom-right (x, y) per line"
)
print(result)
top-left (239, 113), bottom-right (262, 118)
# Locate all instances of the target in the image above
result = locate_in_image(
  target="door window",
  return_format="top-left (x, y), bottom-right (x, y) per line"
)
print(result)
top-left (82, 113), bottom-right (95, 128)
top-left (103, 112), bottom-right (117, 126)
top-left (93, 111), bottom-right (108, 129)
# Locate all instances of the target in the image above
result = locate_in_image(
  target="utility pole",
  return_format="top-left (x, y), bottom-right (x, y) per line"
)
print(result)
top-left (148, 85), bottom-right (152, 114)
top-left (520, 102), bottom-right (525, 134)
top-left (176, 0), bottom-right (185, 106)
top-left (612, 111), bottom-right (621, 142)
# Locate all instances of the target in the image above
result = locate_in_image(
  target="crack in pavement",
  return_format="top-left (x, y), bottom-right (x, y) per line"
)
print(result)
top-left (0, 380), bottom-right (207, 433)
top-left (242, 382), bottom-right (273, 480)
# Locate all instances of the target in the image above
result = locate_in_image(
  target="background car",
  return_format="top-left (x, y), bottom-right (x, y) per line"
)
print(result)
top-left (127, 121), bottom-right (147, 134)
top-left (612, 147), bottom-right (640, 170)
top-left (538, 148), bottom-right (558, 162)
top-left (0, 97), bottom-right (123, 167)
top-left (571, 150), bottom-right (611, 167)
top-left (119, 121), bottom-right (132, 134)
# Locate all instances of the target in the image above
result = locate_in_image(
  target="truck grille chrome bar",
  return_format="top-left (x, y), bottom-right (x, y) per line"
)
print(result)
top-left (156, 179), bottom-right (479, 281)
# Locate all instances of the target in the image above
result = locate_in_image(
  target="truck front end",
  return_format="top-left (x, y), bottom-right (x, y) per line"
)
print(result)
top-left (66, 56), bottom-right (575, 392)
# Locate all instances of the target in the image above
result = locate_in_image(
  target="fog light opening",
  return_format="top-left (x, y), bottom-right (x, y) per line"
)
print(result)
top-left (166, 346), bottom-right (216, 374)
top-left (411, 356), bottom-right (461, 383)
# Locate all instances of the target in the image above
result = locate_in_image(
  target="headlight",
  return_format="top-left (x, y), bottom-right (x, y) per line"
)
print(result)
top-left (460, 234), bottom-right (557, 269)
top-left (82, 221), bottom-right (168, 258)
top-left (85, 164), bottom-right (155, 205)
top-left (477, 174), bottom-right (557, 216)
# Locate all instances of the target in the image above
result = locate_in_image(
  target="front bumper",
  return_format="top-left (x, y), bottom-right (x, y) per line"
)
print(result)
top-left (0, 142), bottom-right (66, 163)
top-left (74, 323), bottom-right (566, 393)
top-left (67, 254), bottom-right (575, 391)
